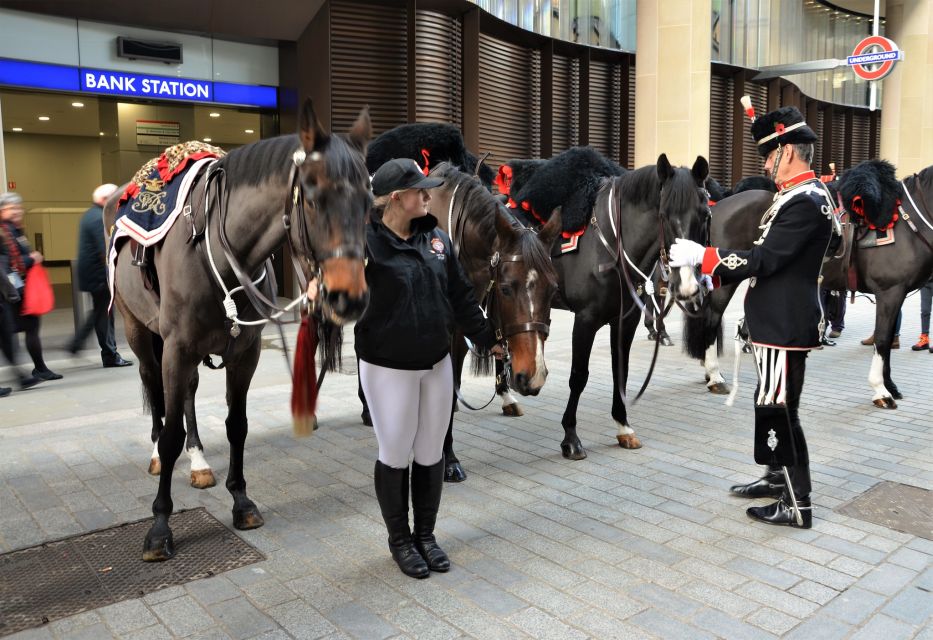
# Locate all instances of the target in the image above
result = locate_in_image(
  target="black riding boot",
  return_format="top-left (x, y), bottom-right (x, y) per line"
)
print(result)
top-left (374, 461), bottom-right (429, 579)
top-left (729, 466), bottom-right (786, 498)
top-left (411, 459), bottom-right (450, 572)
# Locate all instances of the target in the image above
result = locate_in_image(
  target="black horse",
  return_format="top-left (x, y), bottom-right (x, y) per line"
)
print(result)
top-left (106, 100), bottom-right (372, 561)
top-left (686, 161), bottom-right (933, 408)
top-left (502, 152), bottom-right (712, 458)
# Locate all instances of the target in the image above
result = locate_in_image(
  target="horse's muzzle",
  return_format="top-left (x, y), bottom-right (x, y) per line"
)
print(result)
top-left (324, 289), bottom-right (369, 324)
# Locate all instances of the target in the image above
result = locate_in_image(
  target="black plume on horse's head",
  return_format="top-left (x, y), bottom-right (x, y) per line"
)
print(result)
top-left (839, 159), bottom-right (900, 229)
top-left (733, 175), bottom-right (777, 194)
top-left (497, 159), bottom-right (547, 199)
top-left (705, 175), bottom-right (729, 201)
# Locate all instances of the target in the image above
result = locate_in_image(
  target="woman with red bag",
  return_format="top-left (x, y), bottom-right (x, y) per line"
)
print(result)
top-left (0, 192), bottom-right (61, 382)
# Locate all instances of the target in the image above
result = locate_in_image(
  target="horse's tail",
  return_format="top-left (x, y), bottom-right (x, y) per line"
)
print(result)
top-left (682, 302), bottom-right (722, 361)
top-left (317, 320), bottom-right (344, 373)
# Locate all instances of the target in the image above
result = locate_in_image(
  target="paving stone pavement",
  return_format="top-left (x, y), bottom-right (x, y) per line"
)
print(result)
top-left (1, 287), bottom-right (931, 639)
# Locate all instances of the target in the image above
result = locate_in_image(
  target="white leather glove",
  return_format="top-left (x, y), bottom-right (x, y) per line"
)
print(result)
top-left (669, 238), bottom-right (706, 268)
top-left (700, 274), bottom-right (714, 291)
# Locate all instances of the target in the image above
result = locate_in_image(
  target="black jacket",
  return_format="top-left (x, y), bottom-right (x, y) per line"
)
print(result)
top-left (705, 182), bottom-right (833, 349)
top-left (355, 211), bottom-right (496, 370)
top-left (76, 204), bottom-right (108, 293)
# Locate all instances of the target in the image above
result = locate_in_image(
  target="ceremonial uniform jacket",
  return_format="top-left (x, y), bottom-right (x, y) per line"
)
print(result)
top-left (354, 210), bottom-right (496, 370)
top-left (700, 172), bottom-right (833, 350)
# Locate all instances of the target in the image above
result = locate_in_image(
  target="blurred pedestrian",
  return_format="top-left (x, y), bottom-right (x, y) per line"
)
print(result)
top-left (910, 280), bottom-right (933, 352)
top-left (68, 184), bottom-right (132, 368)
top-left (0, 192), bottom-right (57, 383)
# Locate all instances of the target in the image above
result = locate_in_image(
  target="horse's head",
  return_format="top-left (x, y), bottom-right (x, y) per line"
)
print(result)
top-left (296, 99), bottom-right (372, 324)
top-left (657, 153), bottom-right (711, 303)
top-left (490, 208), bottom-right (560, 396)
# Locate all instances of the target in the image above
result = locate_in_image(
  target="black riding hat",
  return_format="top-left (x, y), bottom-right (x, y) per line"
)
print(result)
top-left (371, 158), bottom-right (444, 196)
top-left (751, 106), bottom-right (818, 157)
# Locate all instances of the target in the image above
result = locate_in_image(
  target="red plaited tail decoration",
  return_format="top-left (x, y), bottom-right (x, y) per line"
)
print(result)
top-left (291, 315), bottom-right (319, 437)
top-left (420, 148), bottom-right (431, 175)
top-left (495, 165), bottom-right (513, 195)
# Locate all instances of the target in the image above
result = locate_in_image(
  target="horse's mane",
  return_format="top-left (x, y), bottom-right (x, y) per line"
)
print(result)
top-left (217, 133), bottom-right (367, 187)
top-left (616, 165), bottom-right (662, 207)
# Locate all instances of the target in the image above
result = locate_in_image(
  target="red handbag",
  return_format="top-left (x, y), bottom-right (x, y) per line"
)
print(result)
top-left (21, 264), bottom-right (55, 316)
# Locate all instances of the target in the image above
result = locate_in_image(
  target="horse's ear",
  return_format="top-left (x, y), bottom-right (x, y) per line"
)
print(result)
top-left (657, 154), bottom-right (674, 183)
top-left (347, 106), bottom-right (371, 154)
top-left (692, 156), bottom-right (710, 185)
top-left (539, 207), bottom-right (562, 247)
top-left (299, 98), bottom-right (328, 152)
top-left (494, 209), bottom-right (518, 243)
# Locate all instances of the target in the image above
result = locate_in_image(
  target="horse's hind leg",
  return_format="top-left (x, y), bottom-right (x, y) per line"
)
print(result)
top-left (560, 314), bottom-right (599, 460)
top-left (184, 369), bottom-right (216, 489)
top-left (610, 314), bottom-right (642, 450)
top-left (143, 340), bottom-right (199, 561)
top-left (868, 288), bottom-right (905, 409)
top-left (224, 338), bottom-right (264, 530)
top-left (117, 312), bottom-right (164, 476)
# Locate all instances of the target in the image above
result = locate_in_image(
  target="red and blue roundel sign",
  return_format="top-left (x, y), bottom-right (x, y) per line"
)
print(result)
top-left (847, 36), bottom-right (903, 81)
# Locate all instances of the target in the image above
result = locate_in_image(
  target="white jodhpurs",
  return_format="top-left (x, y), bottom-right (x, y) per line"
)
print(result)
top-left (359, 356), bottom-right (453, 469)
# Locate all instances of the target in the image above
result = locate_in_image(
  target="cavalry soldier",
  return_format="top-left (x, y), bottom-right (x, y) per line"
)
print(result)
top-left (669, 105), bottom-right (834, 529)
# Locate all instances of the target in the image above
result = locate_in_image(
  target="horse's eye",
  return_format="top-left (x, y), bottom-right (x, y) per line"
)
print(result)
top-left (500, 286), bottom-right (514, 297)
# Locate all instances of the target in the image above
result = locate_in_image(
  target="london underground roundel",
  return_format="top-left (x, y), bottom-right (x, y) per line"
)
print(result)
top-left (847, 36), bottom-right (903, 81)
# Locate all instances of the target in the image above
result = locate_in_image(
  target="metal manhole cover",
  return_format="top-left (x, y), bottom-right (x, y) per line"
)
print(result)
top-left (836, 481), bottom-right (933, 540)
top-left (0, 507), bottom-right (264, 637)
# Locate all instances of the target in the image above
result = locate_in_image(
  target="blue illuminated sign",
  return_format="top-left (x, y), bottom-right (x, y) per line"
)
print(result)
top-left (0, 58), bottom-right (276, 109)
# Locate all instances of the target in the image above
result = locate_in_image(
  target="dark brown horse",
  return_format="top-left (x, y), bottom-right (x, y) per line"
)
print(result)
top-left (687, 162), bottom-right (933, 408)
top-left (106, 100), bottom-right (372, 561)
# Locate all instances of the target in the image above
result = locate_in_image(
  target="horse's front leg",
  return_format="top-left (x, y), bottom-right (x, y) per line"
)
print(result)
top-left (610, 314), bottom-right (642, 449)
top-left (496, 358), bottom-right (523, 416)
top-left (143, 341), bottom-right (197, 561)
top-left (225, 338), bottom-right (264, 530)
top-left (868, 289), bottom-right (905, 409)
top-left (444, 336), bottom-right (468, 483)
top-left (183, 369), bottom-right (216, 489)
top-left (560, 314), bottom-right (599, 460)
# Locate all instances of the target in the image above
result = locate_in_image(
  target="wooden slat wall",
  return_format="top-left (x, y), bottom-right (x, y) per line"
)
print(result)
top-left (741, 82), bottom-right (769, 179)
top-left (588, 59), bottom-right (620, 162)
top-left (627, 63), bottom-right (635, 168)
top-left (415, 10), bottom-right (462, 125)
top-left (552, 54), bottom-right (576, 154)
top-left (330, 1), bottom-right (407, 136)
top-left (478, 33), bottom-right (541, 170)
top-left (812, 108), bottom-right (825, 176)
top-left (831, 109), bottom-right (846, 170)
top-left (709, 73), bottom-right (734, 187)
top-left (850, 111), bottom-right (871, 166)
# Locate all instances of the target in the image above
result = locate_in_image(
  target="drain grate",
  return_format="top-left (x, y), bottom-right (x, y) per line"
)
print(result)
top-left (0, 507), bottom-right (264, 637)
top-left (836, 481), bottom-right (933, 540)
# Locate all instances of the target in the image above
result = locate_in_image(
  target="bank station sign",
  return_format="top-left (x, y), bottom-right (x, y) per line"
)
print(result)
top-left (0, 58), bottom-right (276, 109)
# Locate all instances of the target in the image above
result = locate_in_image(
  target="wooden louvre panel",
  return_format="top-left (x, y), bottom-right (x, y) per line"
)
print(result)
top-left (830, 109), bottom-right (846, 170)
top-left (709, 73), bottom-right (733, 188)
top-left (330, 1), bottom-right (408, 136)
top-left (588, 59), bottom-right (620, 161)
top-left (627, 62), bottom-right (635, 168)
top-left (812, 109), bottom-right (825, 177)
top-left (873, 115), bottom-right (881, 159)
top-left (552, 54), bottom-right (576, 154)
top-left (415, 10), bottom-right (462, 126)
top-left (478, 33), bottom-right (541, 172)
top-left (849, 111), bottom-right (870, 167)
top-left (740, 81), bottom-right (768, 179)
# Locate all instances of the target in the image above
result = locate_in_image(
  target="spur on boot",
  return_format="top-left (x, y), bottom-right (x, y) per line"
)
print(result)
top-left (373, 461), bottom-right (429, 579)
top-left (747, 496), bottom-right (812, 529)
top-left (412, 460), bottom-right (450, 572)
top-left (730, 471), bottom-right (785, 499)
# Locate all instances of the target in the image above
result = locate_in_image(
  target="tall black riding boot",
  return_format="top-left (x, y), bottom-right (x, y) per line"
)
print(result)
top-left (411, 459), bottom-right (450, 572)
top-left (374, 461), bottom-right (429, 579)
top-left (729, 466), bottom-right (785, 498)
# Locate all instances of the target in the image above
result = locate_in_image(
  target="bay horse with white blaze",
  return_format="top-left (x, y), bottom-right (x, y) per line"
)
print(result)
top-left (106, 100), bottom-right (372, 561)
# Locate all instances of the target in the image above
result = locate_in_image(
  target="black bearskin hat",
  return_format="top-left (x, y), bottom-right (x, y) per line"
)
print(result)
top-left (750, 106), bottom-right (818, 157)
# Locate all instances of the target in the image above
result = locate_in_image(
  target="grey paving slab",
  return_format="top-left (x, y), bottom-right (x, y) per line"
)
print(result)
top-left (1, 300), bottom-right (932, 640)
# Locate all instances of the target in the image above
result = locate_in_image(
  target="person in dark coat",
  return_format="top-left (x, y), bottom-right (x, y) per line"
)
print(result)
top-left (357, 159), bottom-right (501, 578)
top-left (67, 184), bottom-right (132, 367)
top-left (0, 192), bottom-right (60, 382)
top-left (669, 106), bottom-right (834, 529)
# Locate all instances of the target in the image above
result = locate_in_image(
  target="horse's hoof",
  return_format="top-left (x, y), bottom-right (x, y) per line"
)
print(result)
top-left (892, 390), bottom-right (903, 400)
top-left (444, 462), bottom-right (467, 483)
top-left (708, 382), bottom-right (730, 395)
top-left (148, 458), bottom-right (161, 476)
top-left (361, 410), bottom-right (373, 427)
top-left (233, 507), bottom-right (265, 530)
top-left (660, 334), bottom-right (674, 347)
top-left (502, 403), bottom-right (524, 417)
top-left (561, 442), bottom-right (587, 460)
top-left (616, 434), bottom-right (642, 449)
top-left (190, 469), bottom-right (216, 489)
top-left (872, 397), bottom-right (898, 410)
top-left (142, 533), bottom-right (175, 562)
